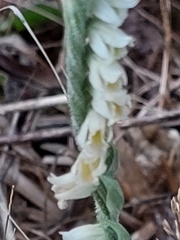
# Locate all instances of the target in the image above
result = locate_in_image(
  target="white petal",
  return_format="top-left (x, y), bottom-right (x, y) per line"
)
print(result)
top-left (89, 55), bottom-right (127, 95)
top-left (48, 173), bottom-right (74, 191)
top-left (57, 200), bottom-right (68, 210)
top-left (92, 90), bottom-right (130, 125)
top-left (89, 22), bottom-right (133, 60)
top-left (104, 87), bottom-right (130, 104)
top-left (60, 224), bottom-right (107, 240)
top-left (105, 0), bottom-right (139, 8)
top-left (100, 61), bottom-right (127, 85)
top-left (89, 55), bottom-right (104, 90)
top-left (115, 8), bottom-right (128, 25)
top-left (48, 171), bottom-right (97, 209)
top-left (76, 109), bottom-right (107, 149)
top-left (54, 181), bottom-right (97, 202)
top-left (93, 0), bottom-right (127, 26)
top-left (92, 90), bottom-right (112, 119)
top-left (73, 146), bottom-right (108, 180)
top-left (89, 55), bottom-right (129, 104)
top-left (107, 104), bottom-right (130, 125)
top-left (94, 21), bottom-right (133, 48)
top-left (89, 30), bottom-right (110, 59)
top-left (109, 46), bottom-right (128, 60)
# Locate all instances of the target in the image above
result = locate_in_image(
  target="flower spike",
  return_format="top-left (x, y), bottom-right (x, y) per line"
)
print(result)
top-left (48, 0), bottom-right (139, 238)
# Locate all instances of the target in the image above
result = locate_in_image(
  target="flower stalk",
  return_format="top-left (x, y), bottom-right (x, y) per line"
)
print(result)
top-left (48, 0), bottom-right (139, 239)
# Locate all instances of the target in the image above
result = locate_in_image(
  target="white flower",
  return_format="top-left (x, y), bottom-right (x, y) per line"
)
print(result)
top-left (76, 109), bottom-right (112, 149)
top-left (48, 171), bottom-right (98, 210)
top-left (93, 0), bottom-right (128, 26)
top-left (60, 223), bottom-right (108, 240)
top-left (105, 0), bottom-right (139, 8)
top-left (92, 90), bottom-right (131, 126)
top-left (73, 143), bottom-right (108, 182)
top-left (109, 46), bottom-right (128, 61)
top-left (48, 134), bottom-right (108, 209)
top-left (89, 21), bottom-right (133, 60)
top-left (88, 55), bottom-right (130, 125)
top-left (89, 55), bottom-right (127, 91)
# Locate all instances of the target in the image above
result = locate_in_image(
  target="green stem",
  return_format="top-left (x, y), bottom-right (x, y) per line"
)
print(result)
top-left (62, 0), bottom-right (95, 134)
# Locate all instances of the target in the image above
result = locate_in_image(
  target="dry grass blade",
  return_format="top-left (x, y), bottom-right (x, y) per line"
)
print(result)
top-left (131, 221), bottom-right (157, 240)
top-left (4, 170), bottom-right (61, 221)
top-left (119, 109), bottom-right (180, 129)
top-left (0, 205), bottom-right (30, 240)
top-left (159, 0), bottom-right (172, 107)
top-left (3, 185), bottom-right (15, 240)
top-left (0, 5), bottom-right (67, 96)
top-left (0, 184), bottom-right (15, 240)
top-left (163, 188), bottom-right (180, 239)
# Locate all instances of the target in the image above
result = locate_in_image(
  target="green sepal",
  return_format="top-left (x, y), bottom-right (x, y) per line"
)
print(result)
top-left (105, 145), bottom-right (119, 177)
top-left (99, 175), bottom-right (124, 221)
top-left (93, 145), bottom-right (123, 221)
top-left (105, 226), bottom-right (118, 240)
top-left (93, 175), bottom-right (124, 222)
top-left (105, 220), bottom-right (130, 240)
top-left (93, 187), bottom-right (110, 221)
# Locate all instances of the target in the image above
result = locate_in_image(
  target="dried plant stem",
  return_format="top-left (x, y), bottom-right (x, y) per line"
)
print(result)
top-left (137, 7), bottom-right (180, 45)
top-left (3, 185), bottom-right (14, 240)
top-left (159, 0), bottom-right (172, 107)
top-left (0, 127), bottom-right (71, 145)
top-left (0, 94), bottom-right (67, 115)
top-left (119, 108), bottom-right (180, 129)
top-left (0, 205), bottom-right (30, 240)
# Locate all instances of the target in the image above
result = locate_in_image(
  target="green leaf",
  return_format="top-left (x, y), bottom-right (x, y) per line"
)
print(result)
top-left (93, 189), bottom-right (110, 221)
top-left (93, 146), bottom-right (123, 221)
top-left (12, 4), bottom-right (62, 32)
top-left (99, 175), bottom-right (124, 221)
top-left (106, 220), bottom-right (130, 240)
top-left (105, 145), bottom-right (119, 177)
top-left (105, 226), bottom-right (118, 240)
top-left (0, 74), bottom-right (6, 84)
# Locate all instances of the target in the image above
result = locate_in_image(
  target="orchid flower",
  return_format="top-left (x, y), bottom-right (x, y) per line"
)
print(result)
top-left (48, 170), bottom-right (98, 210)
top-left (48, 0), bottom-right (139, 238)
top-left (88, 55), bottom-right (131, 125)
top-left (89, 55), bottom-right (128, 90)
top-left (93, 0), bottom-right (128, 26)
top-left (76, 109), bottom-right (112, 148)
top-left (105, 0), bottom-right (139, 8)
top-left (89, 21), bottom-right (133, 60)
top-left (92, 90), bottom-right (130, 126)
top-left (48, 142), bottom-right (107, 209)
top-left (60, 223), bottom-right (108, 240)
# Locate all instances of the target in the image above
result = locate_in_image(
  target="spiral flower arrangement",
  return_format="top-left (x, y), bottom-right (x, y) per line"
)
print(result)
top-left (48, 0), bottom-right (139, 239)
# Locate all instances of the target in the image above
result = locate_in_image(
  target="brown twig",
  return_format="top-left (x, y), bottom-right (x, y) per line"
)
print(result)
top-left (119, 109), bottom-right (180, 129)
top-left (137, 7), bottom-right (180, 45)
top-left (159, 0), bottom-right (172, 107)
top-left (131, 221), bottom-right (157, 240)
top-left (0, 127), bottom-right (71, 145)
top-left (3, 185), bottom-right (15, 240)
top-left (0, 95), bottom-right (67, 115)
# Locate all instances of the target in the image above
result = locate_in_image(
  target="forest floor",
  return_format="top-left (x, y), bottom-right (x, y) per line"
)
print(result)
top-left (0, 0), bottom-right (180, 239)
